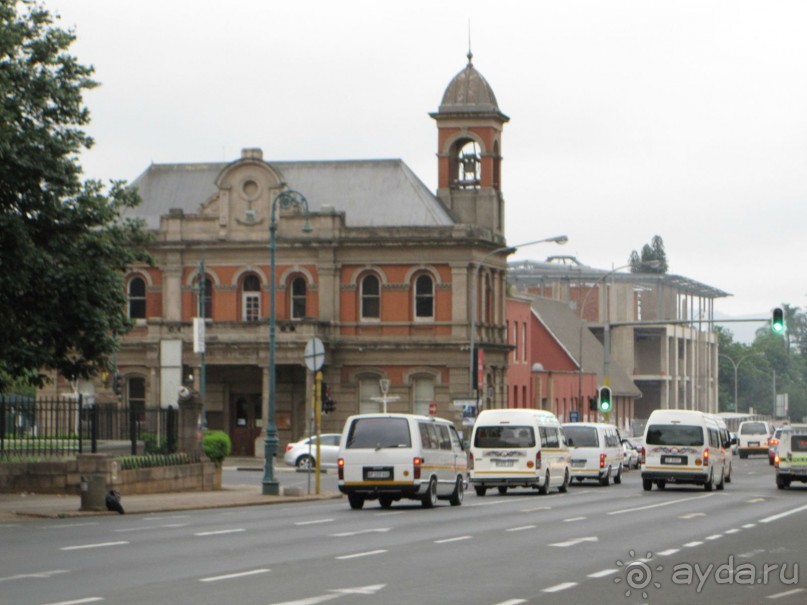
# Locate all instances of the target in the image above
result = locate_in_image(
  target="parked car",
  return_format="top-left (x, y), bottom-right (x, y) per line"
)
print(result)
top-left (284, 433), bottom-right (342, 469)
top-left (621, 439), bottom-right (640, 470)
top-left (769, 427), bottom-right (784, 465)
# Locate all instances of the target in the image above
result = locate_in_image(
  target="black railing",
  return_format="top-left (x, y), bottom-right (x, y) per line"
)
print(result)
top-left (0, 396), bottom-right (178, 459)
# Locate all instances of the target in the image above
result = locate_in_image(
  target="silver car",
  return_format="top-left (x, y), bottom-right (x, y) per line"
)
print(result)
top-left (283, 434), bottom-right (342, 469)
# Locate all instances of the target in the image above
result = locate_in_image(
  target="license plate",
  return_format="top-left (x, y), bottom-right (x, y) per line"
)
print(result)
top-left (364, 467), bottom-right (392, 480)
top-left (494, 459), bottom-right (516, 467)
top-left (661, 455), bottom-right (686, 465)
top-left (749, 441), bottom-right (760, 447)
top-left (571, 460), bottom-right (586, 468)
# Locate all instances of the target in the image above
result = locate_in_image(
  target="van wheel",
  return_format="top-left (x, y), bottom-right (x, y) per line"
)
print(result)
top-left (776, 475), bottom-right (790, 490)
top-left (716, 470), bottom-right (725, 491)
top-left (614, 465), bottom-right (623, 485)
top-left (643, 478), bottom-right (653, 491)
top-left (538, 471), bottom-right (550, 495)
top-left (725, 464), bottom-right (732, 483)
top-left (474, 485), bottom-right (487, 497)
top-left (421, 477), bottom-right (438, 508)
top-left (704, 471), bottom-right (714, 492)
top-left (348, 494), bottom-right (365, 510)
top-left (498, 486), bottom-right (508, 495)
top-left (739, 452), bottom-right (748, 459)
top-left (558, 469), bottom-right (570, 493)
top-left (449, 476), bottom-right (464, 506)
top-left (599, 468), bottom-right (611, 487)
top-left (379, 495), bottom-right (394, 509)
top-left (657, 480), bottom-right (666, 489)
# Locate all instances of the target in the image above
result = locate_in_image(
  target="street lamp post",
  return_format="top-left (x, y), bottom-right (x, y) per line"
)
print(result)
top-left (263, 189), bottom-right (312, 496)
top-left (468, 235), bottom-right (568, 402)
top-left (719, 352), bottom-right (763, 413)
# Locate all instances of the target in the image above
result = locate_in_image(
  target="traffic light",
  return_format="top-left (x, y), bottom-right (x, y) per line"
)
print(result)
top-left (112, 372), bottom-right (123, 397)
top-left (320, 382), bottom-right (335, 414)
top-left (598, 386), bottom-right (612, 413)
top-left (772, 307), bottom-right (785, 334)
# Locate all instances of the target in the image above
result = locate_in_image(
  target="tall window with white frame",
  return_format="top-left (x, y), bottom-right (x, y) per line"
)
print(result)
top-left (359, 377), bottom-right (382, 414)
top-left (242, 274), bottom-right (261, 322)
top-left (291, 276), bottom-right (307, 320)
top-left (360, 274), bottom-right (380, 320)
top-left (128, 377), bottom-right (146, 421)
top-left (412, 376), bottom-right (435, 415)
top-left (128, 276), bottom-right (146, 319)
top-left (414, 274), bottom-right (434, 320)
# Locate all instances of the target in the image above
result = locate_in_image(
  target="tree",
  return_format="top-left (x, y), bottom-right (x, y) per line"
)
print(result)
top-left (0, 1), bottom-right (151, 391)
top-left (629, 235), bottom-right (668, 273)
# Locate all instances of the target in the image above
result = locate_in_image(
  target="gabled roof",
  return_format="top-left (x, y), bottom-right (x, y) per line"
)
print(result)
top-left (530, 297), bottom-right (642, 398)
top-left (128, 158), bottom-right (455, 230)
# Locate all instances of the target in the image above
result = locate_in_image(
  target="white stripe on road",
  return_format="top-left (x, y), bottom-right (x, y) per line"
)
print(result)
top-left (60, 541), bottom-right (128, 551)
top-left (506, 525), bottom-right (536, 532)
top-left (706, 534), bottom-right (723, 541)
top-left (608, 493), bottom-right (714, 516)
top-left (563, 517), bottom-right (587, 522)
top-left (684, 541), bottom-right (703, 548)
top-left (434, 536), bottom-right (472, 544)
top-left (725, 528), bottom-right (741, 534)
top-left (42, 522), bottom-right (99, 529)
top-left (335, 550), bottom-right (387, 560)
top-left (742, 523), bottom-right (756, 529)
top-left (760, 503), bottom-right (807, 524)
top-left (588, 569), bottom-right (619, 578)
top-left (0, 569), bottom-right (69, 582)
top-left (41, 599), bottom-right (104, 605)
top-left (656, 548), bottom-right (680, 556)
top-left (521, 506), bottom-right (552, 512)
top-left (767, 588), bottom-right (806, 600)
top-left (194, 529), bottom-right (245, 537)
top-left (294, 518), bottom-right (335, 526)
top-left (494, 600), bottom-right (527, 605)
top-left (542, 582), bottom-right (578, 593)
top-left (199, 569), bottom-right (270, 583)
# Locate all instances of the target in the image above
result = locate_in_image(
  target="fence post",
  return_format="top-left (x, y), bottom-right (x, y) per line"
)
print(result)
top-left (78, 397), bottom-right (84, 454)
top-left (0, 395), bottom-right (5, 457)
top-left (90, 401), bottom-right (98, 454)
top-left (166, 406), bottom-right (177, 453)
top-left (129, 404), bottom-right (137, 455)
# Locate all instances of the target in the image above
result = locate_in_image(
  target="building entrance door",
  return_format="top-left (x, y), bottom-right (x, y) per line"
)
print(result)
top-left (230, 393), bottom-right (262, 456)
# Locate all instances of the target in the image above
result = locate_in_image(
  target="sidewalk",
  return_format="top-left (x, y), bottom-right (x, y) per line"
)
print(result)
top-left (0, 458), bottom-right (341, 522)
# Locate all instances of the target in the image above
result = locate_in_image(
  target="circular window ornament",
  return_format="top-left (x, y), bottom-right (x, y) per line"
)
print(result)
top-left (241, 178), bottom-right (261, 201)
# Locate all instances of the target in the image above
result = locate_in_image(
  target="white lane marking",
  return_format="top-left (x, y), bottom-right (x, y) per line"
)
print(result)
top-left (521, 506), bottom-right (552, 512)
top-left (747, 497), bottom-right (766, 503)
top-left (0, 569), bottom-right (69, 582)
top-left (494, 600), bottom-right (527, 605)
top-left (569, 490), bottom-right (592, 496)
top-left (335, 550), bottom-right (387, 560)
top-left (542, 582), bottom-right (578, 593)
top-left (742, 523), bottom-right (757, 529)
top-left (588, 569), bottom-right (619, 578)
top-left (725, 528), bottom-right (741, 534)
top-left (609, 493), bottom-right (714, 516)
top-left (41, 522), bottom-right (99, 529)
top-left (114, 526), bottom-right (159, 533)
top-left (767, 588), bottom-right (806, 600)
top-left (550, 536), bottom-right (598, 548)
top-left (760, 503), bottom-right (807, 524)
top-left (194, 529), bottom-right (245, 537)
top-left (506, 525), bottom-right (536, 532)
top-left (434, 536), bottom-right (472, 544)
top-left (657, 549), bottom-right (680, 556)
top-left (60, 541), bottom-right (129, 551)
top-left (563, 516), bottom-right (587, 522)
top-left (265, 584), bottom-right (386, 605)
top-left (330, 528), bottom-right (390, 537)
top-left (199, 568), bottom-right (270, 582)
top-left (683, 541), bottom-right (703, 548)
top-left (466, 500), bottom-right (513, 507)
top-left (706, 534), bottom-right (723, 541)
top-left (295, 518), bottom-right (335, 526)
top-left (161, 523), bottom-right (189, 528)
top-left (40, 599), bottom-right (104, 605)
top-left (679, 512), bottom-right (706, 519)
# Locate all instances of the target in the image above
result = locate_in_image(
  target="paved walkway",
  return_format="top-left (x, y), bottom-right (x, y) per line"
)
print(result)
top-left (0, 458), bottom-right (341, 522)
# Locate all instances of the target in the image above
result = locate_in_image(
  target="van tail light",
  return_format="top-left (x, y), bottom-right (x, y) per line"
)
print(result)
top-left (469, 452), bottom-right (475, 470)
top-left (703, 448), bottom-right (710, 466)
top-left (641, 447), bottom-right (646, 465)
top-left (599, 453), bottom-right (606, 469)
top-left (535, 450), bottom-right (542, 470)
top-left (337, 458), bottom-right (344, 480)
top-left (775, 454), bottom-right (780, 468)
top-left (413, 457), bottom-right (423, 480)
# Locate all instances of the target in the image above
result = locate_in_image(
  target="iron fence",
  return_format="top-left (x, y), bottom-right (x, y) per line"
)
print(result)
top-left (0, 396), bottom-right (177, 459)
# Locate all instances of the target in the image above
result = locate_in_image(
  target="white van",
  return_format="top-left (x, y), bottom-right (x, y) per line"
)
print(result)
top-left (562, 422), bottom-right (624, 486)
top-left (469, 409), bottom-right (571, 496)
top-left (774, 424), bottom-right (807, 489)
top-left (337, 413), bottom-right (468, 510)
top-left (641, 409), bottom-right (730, 491)
top-left (737, 420), bottom-right (774, 459)
top-left (709, 414), bottom-right (734, 483)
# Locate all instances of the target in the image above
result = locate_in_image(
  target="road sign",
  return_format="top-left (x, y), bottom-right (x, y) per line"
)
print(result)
top-left (304, 337), bottom-right (325, 372)
top-left (429, 402), bottom-right (437, 415)
top-left (569, 410), bottom-right (579, 422)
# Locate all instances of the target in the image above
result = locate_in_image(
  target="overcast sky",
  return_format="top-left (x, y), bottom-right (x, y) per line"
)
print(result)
top-left (46, 0), bottom-right (807, 329)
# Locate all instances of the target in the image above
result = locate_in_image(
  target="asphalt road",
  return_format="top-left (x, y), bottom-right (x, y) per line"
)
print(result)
top-left (2, 456), bottom-right (805, 605)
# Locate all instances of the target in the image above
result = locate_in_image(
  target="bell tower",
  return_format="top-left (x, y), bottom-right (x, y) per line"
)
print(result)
top-left (431, 52), bottom-right (509, 237)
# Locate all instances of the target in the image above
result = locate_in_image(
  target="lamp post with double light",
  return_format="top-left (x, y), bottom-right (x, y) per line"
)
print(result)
top-left (468, 235), bottom-right (568, 404)
top-left (263, 189), bottom-right (312, 496)
top-left (719, 352), bottom-right (764, 413)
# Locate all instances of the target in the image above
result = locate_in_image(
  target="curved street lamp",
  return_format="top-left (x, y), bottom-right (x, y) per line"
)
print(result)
top-left (468, 235), bottom-right (568, 400)
top-left (263, 189), bottom-right (312, 496)
top-left (719, 352), bottom-right (764, 413)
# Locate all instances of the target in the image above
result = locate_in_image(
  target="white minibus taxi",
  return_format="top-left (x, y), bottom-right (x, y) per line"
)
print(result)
top-left (562, 422), bottom-right (624, 486)
top-left (469, 409), bottom-right (570, 496)
top-left (775, 424), bottom-right (807, 489)
top-left (337, 413), bottom-right (467, 510)
top-left (641, 409), bottom-right (730, 492)
top-left (737, 420), bottom-right (774, 459)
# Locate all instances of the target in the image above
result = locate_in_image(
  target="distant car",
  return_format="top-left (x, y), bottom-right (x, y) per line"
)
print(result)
top-left (621, 439), bottom-right (640, 470)
top-left (283, 433), bottom-right (342, 469)
top-left (729, 432), bottom-right (738, 455)
top-left (769, 428), bottom-right (784, 465)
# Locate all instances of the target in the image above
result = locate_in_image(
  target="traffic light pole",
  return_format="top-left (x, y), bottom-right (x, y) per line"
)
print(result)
top-left (315, 370), bottom-right (322, 495)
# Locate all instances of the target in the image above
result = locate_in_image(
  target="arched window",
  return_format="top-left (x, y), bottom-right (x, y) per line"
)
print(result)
top-left (360, 274), bottom-right (380, 320)
top-left (359, 377), bottom-right (382, 414)
top-left (451, 139), bottom-right (482, 189)
top-left (412, 376), bottom-right (435, 416)
top-left (291, 276), bottom-right (307, 320)
top-left (241, 274), bottom-right (261, 322)
top-left (195, 276), bottom-right (213, 319)
top-left (128, 276), bottom-right (146, 319)
top-left (414, 274), bottom-right (434, 320)
top-left (483, 273), bottom-right (493, 324)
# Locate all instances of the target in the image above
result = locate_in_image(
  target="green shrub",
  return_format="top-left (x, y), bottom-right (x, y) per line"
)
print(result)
top-left (202, 431), bottom-right (231, 465)
top-left (116, 453), bottom-right (195, 471)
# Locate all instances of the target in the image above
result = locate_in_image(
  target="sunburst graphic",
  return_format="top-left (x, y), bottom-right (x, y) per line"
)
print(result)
top-left (613, 549), bottom-right (664, 599)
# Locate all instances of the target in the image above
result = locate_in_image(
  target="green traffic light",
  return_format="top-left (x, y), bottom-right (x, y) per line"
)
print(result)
top-left (772, 307), bottom-right (785, 333)
top-left (598, 386), bottom-right (612, 412)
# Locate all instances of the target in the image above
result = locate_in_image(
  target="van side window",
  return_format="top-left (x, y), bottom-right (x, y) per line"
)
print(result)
top-left (437, 425), bottom-right (452, 450)
top-left (449, 425), bottom-right (463, 450)
top-left (539, 427), bottom-right (548, 447)
top-left (419, 423), bottom-right (441, 450)
top-left (545, 428), bottom-right (560, 448)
